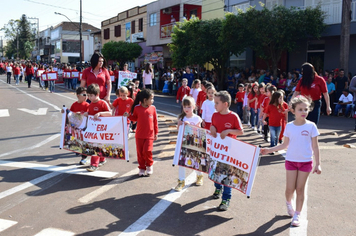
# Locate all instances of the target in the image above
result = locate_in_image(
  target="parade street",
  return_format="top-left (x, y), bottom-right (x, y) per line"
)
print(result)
top-left (0, 75), bottom-right (355, 236)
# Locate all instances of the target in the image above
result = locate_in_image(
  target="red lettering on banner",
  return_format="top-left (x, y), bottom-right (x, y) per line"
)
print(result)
top-left (84, 132), bottom-right (98, 139)
top-left (207, 138), bottom-right (212, 145)
top-left (213, 142), bottom-right (229, 152)
top-left (99, 133), bottom-right (114, 140)
top-left (207, 147), bottom-right (249, 170)
top-left (97, 124), bottom-right (108, 131)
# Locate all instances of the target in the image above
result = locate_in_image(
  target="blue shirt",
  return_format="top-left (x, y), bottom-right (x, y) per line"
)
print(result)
top-left (327, 82), bottom-right (335, 93)
top-left (183, 73), bottom-right (195, 88)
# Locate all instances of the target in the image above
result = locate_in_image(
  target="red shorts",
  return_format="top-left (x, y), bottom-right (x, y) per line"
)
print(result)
top-left (285, 160), bottom-right (313, 172)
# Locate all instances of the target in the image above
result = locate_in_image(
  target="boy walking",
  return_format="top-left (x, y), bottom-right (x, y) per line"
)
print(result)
top-left (210, 91), bottom-right (244, 211)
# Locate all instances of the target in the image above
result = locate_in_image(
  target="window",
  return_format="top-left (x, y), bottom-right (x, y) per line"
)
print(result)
top-left (265, 0), bottom-right (283, 9)
top-left (231, 2), bottom-right (250, 14)
top-left (103, 28), bottom-right (110, 40)
top-left (149, 13), bottom-right (157, 26)
top-left (139, 18), bottom-right (143, 32)
top-left (131, 20), bottom-right (135, 34)
top-left (114, 25), bottom-right (121, 37)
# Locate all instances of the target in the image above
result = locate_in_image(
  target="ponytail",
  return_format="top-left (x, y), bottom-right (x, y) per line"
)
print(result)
top-left (130, 88), bottom-right (154, 114)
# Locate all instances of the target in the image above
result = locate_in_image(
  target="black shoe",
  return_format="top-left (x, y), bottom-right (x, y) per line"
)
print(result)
top-left (213, 188), bottom-right (222, 199)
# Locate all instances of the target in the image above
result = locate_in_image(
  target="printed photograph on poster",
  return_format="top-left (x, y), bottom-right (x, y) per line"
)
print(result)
top-left (118, 71), bottom-right (137, 88)
top-left (178, 147), bottom-right (211, 173)
top-left (71, 71), bottom-right (79, 78)
top-left (41, 73), bottom-right (47, 81)
top-left (61, 111), bottom-right (128, 160)
top-left (182, 125), bottom-right (207, 152)
top-left (47, 72), bottom-right (58, 81)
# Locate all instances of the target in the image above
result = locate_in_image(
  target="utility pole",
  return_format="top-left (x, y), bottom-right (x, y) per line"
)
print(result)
top-left (340, 0), bottom-right (351, 74)
top-left (79, 0), bottom-right (82, 68)
top-left (17, 29), bottom-right (19, 59)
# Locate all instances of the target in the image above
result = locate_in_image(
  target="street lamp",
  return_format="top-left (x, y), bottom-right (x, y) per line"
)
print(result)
top-left (54, 4), bottom-right (82, 67)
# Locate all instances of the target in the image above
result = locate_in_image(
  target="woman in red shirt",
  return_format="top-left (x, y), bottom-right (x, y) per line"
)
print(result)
top-left (80, 52), bottom-right (112, 104)
top-left (293, 63), bottom-right (331, 124)
top-left (25, 63), bottom-right (34, 88)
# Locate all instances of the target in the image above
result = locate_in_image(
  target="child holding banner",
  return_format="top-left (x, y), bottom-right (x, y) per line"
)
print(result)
top-left (127, 89), bottom-right (158, 176)
top-left (210, 91), bottom-right (244, 211)
top-left (85, 84), bottom-right (112, 172)
top-left (175, 96), bottom-right (204, 191)
top-left (260, 95), bottom-right (321, 227)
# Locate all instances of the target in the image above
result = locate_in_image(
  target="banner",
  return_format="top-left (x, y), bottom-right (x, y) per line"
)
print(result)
top-left (63, 71), bottom-right (71, 79)
top-left (37, 69), bottom-right (45, 78)
top-left (71, 71), bottom-right (79, 78)
top-left (110, 75), bottom-right (115, 82)
top-left (173, 124), bottom-right (260, 197)
top-left (118, 71), bottom-right (137, 88)
top-left (60, 109), bottom-right (129, 161)
top-left (79, 72), bottom-right (83, 80)
top-left (47, 72), bottom-right (58, 81)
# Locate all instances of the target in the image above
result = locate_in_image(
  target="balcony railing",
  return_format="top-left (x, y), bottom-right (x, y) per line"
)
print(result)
top-left (160, 22), bottom-right (176, 39)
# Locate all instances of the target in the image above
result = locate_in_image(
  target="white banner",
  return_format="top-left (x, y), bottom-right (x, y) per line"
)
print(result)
top-left (118, 71), bottom-right (137, 88)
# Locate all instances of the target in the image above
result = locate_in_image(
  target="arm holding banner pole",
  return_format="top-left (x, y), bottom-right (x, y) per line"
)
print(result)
top-left (246, 146), bottom-right (261, 198)
top-left (59, 105), bottom-right (66, 149)
top-left (123, 116), bottom-right (129, 162)
top-left (172, 124), bottom-right (184, 166)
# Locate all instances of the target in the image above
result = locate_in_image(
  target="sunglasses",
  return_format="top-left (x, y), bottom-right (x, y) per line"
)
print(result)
top-left (79, 94), bottom-right (87, 97)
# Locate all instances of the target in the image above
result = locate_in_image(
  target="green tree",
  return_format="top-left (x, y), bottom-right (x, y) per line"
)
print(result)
top-left (170, 17), bottom-right (246, 89)
top-left (101, 41), bottom-right (142, 68)
top-left (229, 4), bottom-right (326, 75)
top-left (1, 14), bottom-right (35, 59)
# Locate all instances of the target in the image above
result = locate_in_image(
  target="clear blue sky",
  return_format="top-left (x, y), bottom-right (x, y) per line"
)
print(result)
top-left (0, 0), bottom-right (155, 40)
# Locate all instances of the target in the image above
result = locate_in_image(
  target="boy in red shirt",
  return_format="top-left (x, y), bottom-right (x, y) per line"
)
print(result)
top-left (112, 86), bottom-right (134, 132)
top-left (85, 84), bottom-right (112, 172)
top-left (234, 84), bottom-right (245, 120)
top-left (176, 78), bottom-right (191, 104)
top-left (210, 91), bottom-right (244, 211)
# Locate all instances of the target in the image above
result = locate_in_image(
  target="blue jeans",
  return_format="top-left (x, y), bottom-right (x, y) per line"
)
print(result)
top-left (334, 104), bottom-right (352, 117)
top-left (27, 75), bottom-right (32, 88)
top-left (307, 100), bottom-right (321, 125)
top-left (250, 108), bottom-right (258, 128)
top-left (72, 78), bottom-right (78, 90)
top-left (269, 125), bottom-right (281, 147)
top-left (15, 75), bottom-right (19, 84)
top-left (236, 102), bottom-right (243, 119)
top-left (256, 108), bottom-right (262, 131)
top-left (214, 182), bottom-right (232, 200)
top-left (49, 81), bottom-right (55, 92)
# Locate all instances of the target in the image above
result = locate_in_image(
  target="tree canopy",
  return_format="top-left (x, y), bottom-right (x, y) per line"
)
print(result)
top-left (1, 14), bottom-right (35, 59)
top-left (101, 41), bottom-right (142, 69)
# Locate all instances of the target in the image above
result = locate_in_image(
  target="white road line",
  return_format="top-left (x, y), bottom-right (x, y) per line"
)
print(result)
top-left (0, 219), bottom-right (18, 232)
top-left (34, 228), bottom-right (75, 236)
top-left (118, 172), bottom-right (196, 236)
top-left (0, 133), bottom-right (61, 158)
top-left (0, 79), bottom-right (61, 111)
top-left (0, 109), bottom-right (10, 117)
top-left (0, 161), bottom-right (118, 179)
top-left (78, 168), bottom-right (138, 204)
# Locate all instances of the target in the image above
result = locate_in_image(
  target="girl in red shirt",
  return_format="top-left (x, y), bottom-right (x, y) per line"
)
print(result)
top-left (127, 89), bottom-right (158, 176)
top-left (263, 91), bottom-right (285, 150)
top-left (248, 82), bottom-right (259, 130)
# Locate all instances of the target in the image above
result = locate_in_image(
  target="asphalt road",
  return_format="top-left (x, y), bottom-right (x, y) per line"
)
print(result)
top-left (0, 75), bottom-right (355, 236)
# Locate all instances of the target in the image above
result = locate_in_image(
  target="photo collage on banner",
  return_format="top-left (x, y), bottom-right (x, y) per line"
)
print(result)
top-left (60, 109), bottom-right (129, 161)
top-left (118, 71), bottom-right (137, 88)
top-left (174, 124), bottom-right (260, 197)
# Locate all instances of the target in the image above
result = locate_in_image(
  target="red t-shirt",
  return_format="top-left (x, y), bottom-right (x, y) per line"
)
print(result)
top-left (176, 86), bottom-right (191, 101)
top-left (112, 97), bottom-right (134, 116)
top-left (128, 104), bottom-right (158, 139)
top-left (257, 94), bottom-right (266, 108)
top-left (25, 67), bottom-right (34, 75)
top-left (14, 67), bottom-right (20, 75)
top-left (70, 101), bottom-right (90, 113)
top-left (235, 91), bottom-right (245, 103)
top-left (196, 91), bottom-right (206, 108)
top-left (248, 93), bottom-right (258, 109)
top-left (281, 101), bottom-right (288, 121)
top-left (265, 104), bottom-right (285, 127)
top-left (114, 70), bottom-right (119, 79)
top-left (87, 100), bottom-right (110, 116)
top-left (211, 111), bottom-right (242, 139)
top-left (82, 67), bottom-right (111, 99)
top-left (261, 96), bottom-right (270, 113)
top-left (295, 74), bottom-right (327, 101)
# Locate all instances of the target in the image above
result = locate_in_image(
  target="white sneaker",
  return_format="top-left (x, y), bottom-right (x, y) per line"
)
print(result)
top-left (291, 213), bottom-right (300, 227)
top-left (286, 202), bottom-right (295, 217)
top-left (146, 166), bottom-right (153, 175)
top-left (138, 169), bottom-right (146, 176)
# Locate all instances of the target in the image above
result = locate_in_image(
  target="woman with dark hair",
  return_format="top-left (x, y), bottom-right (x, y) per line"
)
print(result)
top-left (25, 63), bottom-right (34, 88)
top-left (143, 63), bottom-right (153, 89)
top-left (293, 62), bottom-right (331, 124)
top-left (80, 52), bottom-right (112, 104)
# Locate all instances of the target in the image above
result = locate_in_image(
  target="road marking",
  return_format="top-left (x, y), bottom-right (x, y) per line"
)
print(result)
top-left (0, 161), bottom-right (118, 179)
top-left (18, 108), bottom-right (48, 116)
top-left (118, 172), bottom-right (196, 236)
top-left (34, 228), bottom-right (75, 236)
top-left (78, 167), bottom-right (138, 204)
top-left (0, 109), bottom-right (10, 117)
top-left (0, 219), bottom-right (18, 232)
top-left (0, 79), bottom-right (61, 111)
top-left (0, 133), bottom-right (61, 158)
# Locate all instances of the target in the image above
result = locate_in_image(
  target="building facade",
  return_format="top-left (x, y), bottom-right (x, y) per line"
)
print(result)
top-left (146, 0), bottom-right (203, 68)
top-left (225, 0), bottom-right (356, 73)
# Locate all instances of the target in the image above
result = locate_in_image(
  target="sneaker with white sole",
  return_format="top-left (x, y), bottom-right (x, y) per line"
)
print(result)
top-left (196, 175), bottom-right (203, 186)
top-left (212, 188), bottom-right (222, 199)
top-left (98, 159), bottom-right (107, 167)
top-left (146, 166), bottom-right (153, 175)
top-left (86, 165), bottom-right (98, 172)
top-left (138, 169), bottom-right (146, 176)
top-left (174, 180), bottom-right (185, 191)
top-left (286, 202), bottom-right (295, 217)
top-left (79, 158), bottom-right (87, 165)
top-left (291, 213), bottom-right (300, 227)
top-left (218, 199), bottom-right (230, 211)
